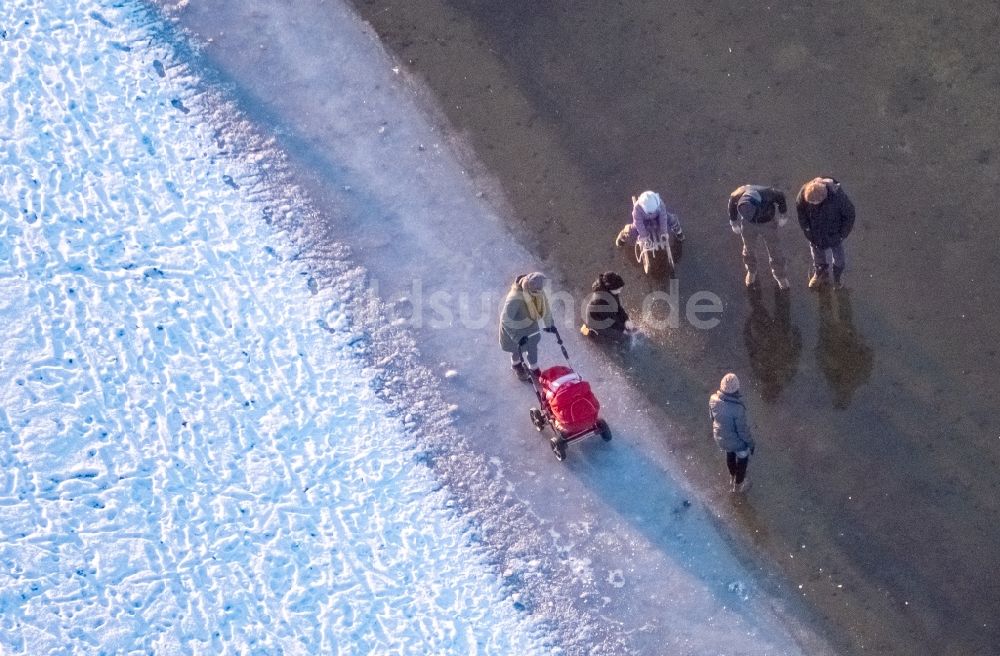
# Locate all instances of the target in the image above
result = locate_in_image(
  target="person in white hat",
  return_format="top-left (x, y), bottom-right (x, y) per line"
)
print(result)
top-left (614, 190), bottom-right (685, 248)
top-left (709, 373), bottom-right (756, 493)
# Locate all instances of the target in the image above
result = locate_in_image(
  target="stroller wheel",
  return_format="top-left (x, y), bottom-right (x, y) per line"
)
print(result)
top-left (529, 407), bottom-right (546, 431)
top-left (550, 436), bottom-right (566, 462)
top-left (597, 419), bottom-right (612, 442)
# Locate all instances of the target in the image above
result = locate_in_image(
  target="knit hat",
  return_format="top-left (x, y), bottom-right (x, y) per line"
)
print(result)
top-left (521, 272), bottom-right (548, 293)
top-left (720, 373), bottom-right (740, 393)
top-left (804, 179), bottom-right (828, 204)
top-left (593, 271), bottom-right (625, 293)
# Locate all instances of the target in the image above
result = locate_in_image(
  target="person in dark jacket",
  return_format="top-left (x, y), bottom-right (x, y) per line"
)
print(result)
top-left (709, 373), bottom-right (756, 493)
top-left (580, 271), bottom-right (635, 338)
top-left (796, 176), bottom-right (856, 290)
top-left (728, 184), bottom-right (790, 290)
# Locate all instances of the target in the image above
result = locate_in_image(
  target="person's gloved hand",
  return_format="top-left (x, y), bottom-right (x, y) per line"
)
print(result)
top-left (777, 214), bottom-right (788, 227)
top-left (614, 234), bottom-right (626, 248)
top-left (543, 326), bottom-right (557, 334)
top-left (674, 229), bottom-right (685, 242)
top-left (624, 319), bottom-right (636, 333)
top-left (731, 221), bottom-right (743, 235)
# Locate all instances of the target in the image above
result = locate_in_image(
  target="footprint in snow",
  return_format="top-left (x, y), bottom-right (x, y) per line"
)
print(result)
top-left (222, 175), bottom-right (239, 189)
top-left (89, 11), bottom-right (113, 28)
top-left (152, 60), bottom-right (166, 78)
top-left (170, 99), bottom-right (190, 114)
top-left (607, 569), bottom-right (625, 588)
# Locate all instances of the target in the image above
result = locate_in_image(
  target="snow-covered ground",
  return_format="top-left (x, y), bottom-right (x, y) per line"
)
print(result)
top-left (0, 2), bottom-right (550, 653)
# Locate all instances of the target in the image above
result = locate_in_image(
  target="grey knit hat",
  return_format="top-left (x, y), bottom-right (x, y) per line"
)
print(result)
top-left (720, 373), bottom-right (740, 393)
top-left (522, 272), bottom-right (548, 293)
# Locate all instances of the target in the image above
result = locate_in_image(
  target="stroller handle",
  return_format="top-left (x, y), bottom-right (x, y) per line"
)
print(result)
top-left (549, 326), bottom-right (571, 363)
top-left (519, 326), bottom-right (572, 365)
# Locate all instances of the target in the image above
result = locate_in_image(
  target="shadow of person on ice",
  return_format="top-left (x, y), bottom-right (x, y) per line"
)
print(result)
top-left (815, 289), bottom-right (874, 409)
top-left (743, 285), bottom-right (802, 404)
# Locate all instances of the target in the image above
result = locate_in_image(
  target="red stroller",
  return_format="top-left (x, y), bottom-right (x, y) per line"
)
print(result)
top-left (524, 328), bottom-right (612, 461)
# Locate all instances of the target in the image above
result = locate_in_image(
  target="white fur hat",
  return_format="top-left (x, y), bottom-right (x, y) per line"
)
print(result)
top-left (636, 191), bottom-right (660, 214)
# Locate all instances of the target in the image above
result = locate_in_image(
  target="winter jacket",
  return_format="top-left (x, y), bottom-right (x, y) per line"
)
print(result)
top-left (498, 276), bottom-right (553, 355)
top-left (709, 391), bottom-right (755, 454)
top-left (728, 185), bottom-right (787, 225)
top-left (624, 193), bottom-right (682, 241)
top-left (796, 177), bottom-right (856, 249)
top-left (583, 290), bottom-right (630, 336)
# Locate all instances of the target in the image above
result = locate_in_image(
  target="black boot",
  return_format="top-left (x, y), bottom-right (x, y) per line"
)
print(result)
top-left (511, 361), bottom-right (530, 382)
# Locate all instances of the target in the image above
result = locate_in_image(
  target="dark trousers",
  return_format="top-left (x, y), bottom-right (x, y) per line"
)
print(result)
top-left (726, 452), bottom-right (749, 484)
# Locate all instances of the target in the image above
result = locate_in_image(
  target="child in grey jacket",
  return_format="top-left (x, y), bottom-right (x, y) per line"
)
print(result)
top-left (709, 373), bottom-right (756, 493)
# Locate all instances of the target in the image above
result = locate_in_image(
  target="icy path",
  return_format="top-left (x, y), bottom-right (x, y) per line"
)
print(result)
top-left (0, 2), bottom-right (547, 654)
